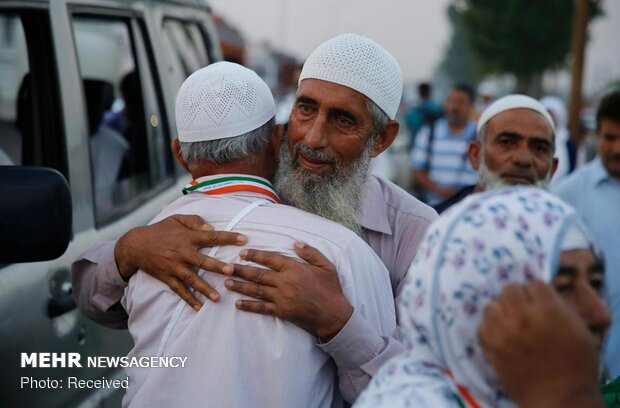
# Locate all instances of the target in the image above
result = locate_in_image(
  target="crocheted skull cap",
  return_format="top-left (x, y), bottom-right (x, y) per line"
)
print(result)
top-left (478, 94), bottom-right (555, 133)
top-left (176, 61), bottom-right (275, 142)
top-left (299, 33), bottom-right (403, 119)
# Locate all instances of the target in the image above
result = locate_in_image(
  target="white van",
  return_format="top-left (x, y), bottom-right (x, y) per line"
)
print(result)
top-left (0, 1), bottom-right (221, 406)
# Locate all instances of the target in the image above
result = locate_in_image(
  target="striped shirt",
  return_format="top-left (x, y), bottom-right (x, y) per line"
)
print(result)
top-left (410, 119), bottom-right (478, 204)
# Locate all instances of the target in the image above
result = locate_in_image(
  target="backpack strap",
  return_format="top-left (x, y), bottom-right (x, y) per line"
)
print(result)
top-left (424, 120), bottom-right (437, 172)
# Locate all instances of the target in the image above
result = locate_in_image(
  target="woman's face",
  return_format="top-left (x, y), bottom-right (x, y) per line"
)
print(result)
top-left (552, 249), bottom-right (611, 349)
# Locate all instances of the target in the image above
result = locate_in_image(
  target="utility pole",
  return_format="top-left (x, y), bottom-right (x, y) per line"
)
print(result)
top-left (568, 0), bottom-right (589, 145)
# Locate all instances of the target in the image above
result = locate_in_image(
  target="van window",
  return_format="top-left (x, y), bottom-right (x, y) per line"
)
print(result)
top-left (161, 19), bottom-right (210, 101)
top-left (0, 9), bottom-right (64, 270)
top-left (0, 11), bottom-right (65, 173)
top-left (72, 17), bottom-right (173, 225)
top-left (0, 14), bottom-right (27, 166)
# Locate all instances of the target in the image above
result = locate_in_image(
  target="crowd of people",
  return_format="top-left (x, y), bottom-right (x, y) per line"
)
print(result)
top-left (71, 33), bottom-right (620, 407)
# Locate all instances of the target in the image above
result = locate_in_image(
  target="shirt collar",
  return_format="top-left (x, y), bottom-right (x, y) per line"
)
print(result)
top-left (591, 158), bottom-right (612, 186)
top-left (359, 175), bottom-right (392, 235)
top-left (191, 174), bottom-right (273, 185)
top-left (183, 174), bottom-right (280, 203)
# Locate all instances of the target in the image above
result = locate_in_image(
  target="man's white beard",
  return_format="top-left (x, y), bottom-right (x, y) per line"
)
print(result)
top-left (477, 151), bottom-right (552, 191)
top-left (274, 137), bottom-right (372, 235)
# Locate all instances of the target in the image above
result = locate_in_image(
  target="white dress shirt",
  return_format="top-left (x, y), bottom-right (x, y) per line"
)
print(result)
top-left (121, 175), bottom-right (397, 408)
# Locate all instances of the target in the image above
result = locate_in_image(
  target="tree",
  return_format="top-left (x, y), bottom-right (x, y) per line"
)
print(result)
top-left (437, 4), bottom-right (480, 88)
top-left (454, 0), bottom-right (601, 95)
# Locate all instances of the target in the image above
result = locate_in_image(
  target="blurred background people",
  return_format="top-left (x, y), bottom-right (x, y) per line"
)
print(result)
top-left (83, 78), bottom-right (129, 211)
top-left (553, 89), bottom-right (620, 380)
top-left (474, 82), bottom-right (497, 119)
top-left (434, 94), bottom-right (557, 213)
top-left (540, 95), bottom-right (574, 185)
top-left (410, 83), bottom-right (477, 205)
top-left (404, 82), bottom-right (443, 150)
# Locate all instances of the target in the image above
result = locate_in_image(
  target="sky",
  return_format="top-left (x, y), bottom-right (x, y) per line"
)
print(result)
top-left (208, 0), bottom-right (620, 96)
top-left (208, 0), bottom-right (451, 84)
top-left (583, 0), bottom-right (620, 94)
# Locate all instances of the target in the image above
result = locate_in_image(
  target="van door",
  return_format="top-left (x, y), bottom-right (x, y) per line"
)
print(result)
top-left (0, 5), bottom-right (89, 407)
top-left (0, 2), bottom-right (185, 406)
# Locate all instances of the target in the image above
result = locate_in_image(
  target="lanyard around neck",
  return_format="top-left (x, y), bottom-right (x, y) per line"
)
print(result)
top-left (182, 175), bottom-right (281, 204)
top-left (155, 198), bottom-right (270, 358)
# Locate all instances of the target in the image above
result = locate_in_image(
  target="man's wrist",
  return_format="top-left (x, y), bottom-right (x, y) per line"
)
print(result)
top-left (114, 229), bottom-right (140, 281)
top-left (315, 300), bottom-right (354, 341)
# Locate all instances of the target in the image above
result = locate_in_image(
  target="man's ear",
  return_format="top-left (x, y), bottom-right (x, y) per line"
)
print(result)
top-left (468, 141), bottom-right (481, 170)
top-left (171, 138), bottom-right (191, 173)
top-left (370, 120), bottom-right (399, 157)
top-left (550, 157), bottom-right (559, 177)
top-left (269, 124), bottom-right (284, 157)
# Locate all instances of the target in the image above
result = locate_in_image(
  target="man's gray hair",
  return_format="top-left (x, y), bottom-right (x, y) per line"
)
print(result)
top-left (367, 99), bottom-right (390, 139)
top-left (179, 118), bottom-right (274, 165)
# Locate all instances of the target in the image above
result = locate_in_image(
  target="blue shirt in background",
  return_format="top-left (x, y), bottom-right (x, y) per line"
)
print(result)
top-left (410, 119), bottom-right (478, 205)
top-left (552, 158), bottom-right (620, 378)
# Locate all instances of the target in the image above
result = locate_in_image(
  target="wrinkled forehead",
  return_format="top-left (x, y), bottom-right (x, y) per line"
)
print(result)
top-left (485, 108), bottom-right (555, 142)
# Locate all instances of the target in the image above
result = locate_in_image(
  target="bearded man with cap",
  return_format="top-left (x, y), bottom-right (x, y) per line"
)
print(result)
top-left (116, 61), bottom-right (396, 407)
top-left (72, 34), bottom-right (436, 402)
top-left (434, 94), bottom-right (558, 213)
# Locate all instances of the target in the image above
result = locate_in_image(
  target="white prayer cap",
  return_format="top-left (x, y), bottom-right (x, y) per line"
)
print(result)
top-left (175, 62), bottom-right (275, 142)
top-left (477, 94), bottom-right (555, 133)
top-left (299, 33), bottom-right (403, 120)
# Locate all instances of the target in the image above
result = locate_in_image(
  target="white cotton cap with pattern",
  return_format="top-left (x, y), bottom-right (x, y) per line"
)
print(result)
top-left (299, 33), bottom-right (403, 120)
top-left (175, 61), bottom-right (275, 142)
top-left (477, 94), bottom-right (556, 133)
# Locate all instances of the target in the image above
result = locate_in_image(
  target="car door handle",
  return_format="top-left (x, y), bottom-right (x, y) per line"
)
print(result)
top-left (47, 268), bottom-right (76, 319)
top-left (47, 294), bottom-right (77, 319)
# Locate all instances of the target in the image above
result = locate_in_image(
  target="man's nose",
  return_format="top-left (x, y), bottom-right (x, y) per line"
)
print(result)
top-left (512, 145), bottom-right (534, 168)
top-left (303, 113), bottom-right (330, 149)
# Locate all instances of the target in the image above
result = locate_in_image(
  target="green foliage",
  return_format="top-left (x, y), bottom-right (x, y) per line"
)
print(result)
top-left (455, 0), bottom-right (602, 81)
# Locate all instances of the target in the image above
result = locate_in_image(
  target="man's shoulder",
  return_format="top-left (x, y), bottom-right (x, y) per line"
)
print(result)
top-left (553, 160), bottom-right (598, 197)
top-left (271, 204), bottom-right (388, 271)
top-left (275, 203), bottom-right (365, 238)
top-left (434, 184), bottom-right (476, 214)
top-left (432, 118), bottom-right (451, 136)
top-left (154, 195), bottom-right (378, 267)
top-left (370, 176), bottom-right (438, 224)
top-left (166, 194), bottom-right (364, 241)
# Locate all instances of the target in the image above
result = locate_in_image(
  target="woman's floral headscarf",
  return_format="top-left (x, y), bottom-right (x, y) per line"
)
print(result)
top-left (356, 187), bottom-right (597, 408)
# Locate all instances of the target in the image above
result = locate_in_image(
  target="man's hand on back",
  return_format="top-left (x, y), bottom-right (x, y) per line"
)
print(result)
top-left (114, 214), bottom-right (246, 310)
top-left (224, 241), bottom-right (353, 341)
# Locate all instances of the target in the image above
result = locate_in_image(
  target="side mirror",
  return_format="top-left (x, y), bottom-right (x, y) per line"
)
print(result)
top-left (0, 166), bottom-right (72, 263)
